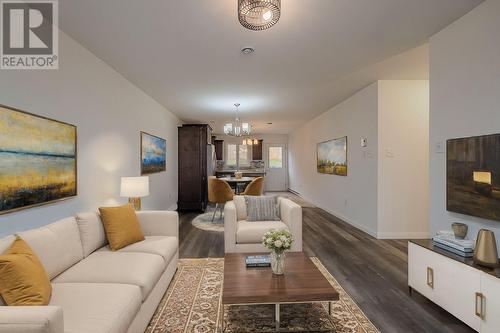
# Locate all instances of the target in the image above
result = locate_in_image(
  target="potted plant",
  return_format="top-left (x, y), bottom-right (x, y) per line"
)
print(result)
top-left (262, 229), bottom-right (294, 275)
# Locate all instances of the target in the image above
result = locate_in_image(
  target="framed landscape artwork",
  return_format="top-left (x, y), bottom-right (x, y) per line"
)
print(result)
top-left (447, 133), bottom-right (500, 221)
top-left (141, 131), bottom-right (166, 175)
top-left (317, 136), bottom-right (347, 176)
top-left (0, 105), bottom-right (77, 214)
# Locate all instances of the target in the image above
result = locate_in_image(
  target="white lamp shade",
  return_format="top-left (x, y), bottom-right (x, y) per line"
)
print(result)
top-left (120, 176), bottom-right (149, 197)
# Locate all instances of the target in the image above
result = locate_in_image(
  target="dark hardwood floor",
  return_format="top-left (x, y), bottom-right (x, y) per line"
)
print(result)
top-left (179, 195), bottom-right (475, 333)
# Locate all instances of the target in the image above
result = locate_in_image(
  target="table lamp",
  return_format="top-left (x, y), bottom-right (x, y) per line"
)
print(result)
top-left (120, 176), bottom-right (149, 210)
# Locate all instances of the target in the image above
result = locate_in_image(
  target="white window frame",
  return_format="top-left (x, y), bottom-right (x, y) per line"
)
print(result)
top-left (224, 142), bottom-right (252, 169)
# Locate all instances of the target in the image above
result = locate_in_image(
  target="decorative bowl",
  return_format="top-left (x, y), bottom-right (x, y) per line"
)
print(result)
top-left (452, 223), bottom-right (468, 239)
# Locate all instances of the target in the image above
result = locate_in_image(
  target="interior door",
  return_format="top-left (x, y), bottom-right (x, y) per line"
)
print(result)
top-left (264, 144), bottom-right (287, 191)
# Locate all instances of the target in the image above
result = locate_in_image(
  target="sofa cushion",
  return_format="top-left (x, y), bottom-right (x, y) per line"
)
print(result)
top-left (53, 251), bottom-right (164, 301)
top-left (0, 236), bottom-right (52, 306)
top-left (50, 283), bottom-right (141, 333)
top-left (99, 204), bottom-right (145, 251)
top-left (236, 221), bottom-right (289, 244)
top-left (233, 195), bottom-right (247, 221)
top-left (18, 217), bottom-right (84, 279)
top-left (75, 212), bottom-right (107, 257)
top-left (97, 236), bottom-right (177, 264)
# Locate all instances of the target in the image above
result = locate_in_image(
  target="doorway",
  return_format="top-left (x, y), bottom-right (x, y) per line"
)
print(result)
top-left (264, 143), bottom-right (287, 191)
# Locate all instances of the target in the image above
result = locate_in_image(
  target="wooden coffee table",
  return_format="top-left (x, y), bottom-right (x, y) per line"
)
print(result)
top-left (221, 252), bottom-right (339, 331)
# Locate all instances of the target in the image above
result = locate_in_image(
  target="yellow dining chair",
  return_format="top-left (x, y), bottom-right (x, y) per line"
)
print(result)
top-left (241, 177), bottom-right (264, 196)
top-left (208, 177), bottom-right (234, 222)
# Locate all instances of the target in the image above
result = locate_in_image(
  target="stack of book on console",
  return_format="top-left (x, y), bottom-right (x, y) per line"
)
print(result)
top-left (245, 255), bottom-right (271, 267)
top-left (432, 232), bottom-right (475, 258)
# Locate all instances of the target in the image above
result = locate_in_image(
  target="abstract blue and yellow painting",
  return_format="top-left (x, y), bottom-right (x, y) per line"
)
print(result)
top-left (0, 105), bottom-right (77, 214)
top-left (141, 131), bottom-right (166, 175)
top-left (317, 136), bottom-right (347, 176)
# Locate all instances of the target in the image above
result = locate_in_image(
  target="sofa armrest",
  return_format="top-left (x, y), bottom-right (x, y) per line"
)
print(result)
top-left (279, 198), bottom-right (302, 252)
top-left (0, 306), bottom-right (63, 333)
top-left (224, 201), bottom-right (237, 253)
top-left (136, 211), bottom-right (179, 238)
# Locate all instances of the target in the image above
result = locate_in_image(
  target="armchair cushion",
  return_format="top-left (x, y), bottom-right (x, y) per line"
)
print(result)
top-left (236, 221), bottom-right (288, 244)
top-left (233, 196), bottom-right (247, 221)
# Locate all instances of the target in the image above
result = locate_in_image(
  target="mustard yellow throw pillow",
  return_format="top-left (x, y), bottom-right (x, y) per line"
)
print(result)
top-left (99, 203), bottom-right (145, 251)
top-left (0, 236), bottom-right (52, 306)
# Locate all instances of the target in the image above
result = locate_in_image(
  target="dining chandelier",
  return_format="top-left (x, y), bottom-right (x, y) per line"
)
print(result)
top-left (224, 103), bottom-right (252, 137)
top-left (238, 0), bottom-right (281, 31)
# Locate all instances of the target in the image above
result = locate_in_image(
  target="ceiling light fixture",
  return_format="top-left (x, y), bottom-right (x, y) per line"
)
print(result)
top-left (224, 103), bottom-right (252, 137)
top-left (238, 0), bottom-right (281, 31)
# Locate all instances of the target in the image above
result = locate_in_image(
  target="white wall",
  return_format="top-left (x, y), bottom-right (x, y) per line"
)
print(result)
top-left (378, 80), bottom-right (429, 238)
top-left (288, 80), bottom-right (429, 238)
top-left (288, 83), bottom-right (379, 236)
top-left (429, 0), bottom-right (500, 247)
top-left (0, 31), bottom-right (180, 237)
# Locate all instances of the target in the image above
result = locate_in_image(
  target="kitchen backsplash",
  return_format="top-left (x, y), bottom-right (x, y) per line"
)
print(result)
top-left (215, 160), bottom-right (265, 170)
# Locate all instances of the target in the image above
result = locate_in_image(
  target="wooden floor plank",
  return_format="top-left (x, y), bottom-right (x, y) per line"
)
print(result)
top-left (178, 194), bottom-right (474, 333)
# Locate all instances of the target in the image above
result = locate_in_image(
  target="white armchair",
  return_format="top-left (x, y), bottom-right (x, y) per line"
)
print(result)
top-left (224, 195), bottom-right (302, 253)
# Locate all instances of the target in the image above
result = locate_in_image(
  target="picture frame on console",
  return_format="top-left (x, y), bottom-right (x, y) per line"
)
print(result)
top-left (0, 104), bottom-right (77, 214)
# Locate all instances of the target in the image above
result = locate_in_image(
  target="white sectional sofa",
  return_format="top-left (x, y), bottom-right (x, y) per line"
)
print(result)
top-left (0, 210), bottom-right (179, 333)
top-left (224, 195), bottom-right (302, 253)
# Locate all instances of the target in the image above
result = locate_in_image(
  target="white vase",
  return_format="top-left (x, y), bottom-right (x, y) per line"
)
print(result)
top-left (271, 251), bottom-right (286, 275)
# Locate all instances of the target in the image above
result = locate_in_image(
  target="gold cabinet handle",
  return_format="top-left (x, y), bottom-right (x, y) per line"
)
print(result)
top-left (426, 267), bottom-right (434, 289)
top-left (475, 292), bottom-right (485, 319)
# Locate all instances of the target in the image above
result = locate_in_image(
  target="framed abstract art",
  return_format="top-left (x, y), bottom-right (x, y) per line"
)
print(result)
top-left (0, 104), bottom-right (77, 214)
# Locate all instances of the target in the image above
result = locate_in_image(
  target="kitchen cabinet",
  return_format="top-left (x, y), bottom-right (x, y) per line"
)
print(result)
top-left (214, 140), bottom-right (223, 161)
top-left (252, 139), bottom-right (263, 160)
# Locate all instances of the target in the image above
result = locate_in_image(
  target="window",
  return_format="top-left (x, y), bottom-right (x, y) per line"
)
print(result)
top-left (226, 144), bottom-right (237, 167)
top-left (225, 143), bottom-right (252, 168)
top-left (269, 146), bottom-right (283, 168)
top-left (238, 144), bottom-right (250, 166)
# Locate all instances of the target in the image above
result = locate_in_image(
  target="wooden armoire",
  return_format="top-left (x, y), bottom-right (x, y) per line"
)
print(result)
top-left (177, 124), bottom-right (212, 211)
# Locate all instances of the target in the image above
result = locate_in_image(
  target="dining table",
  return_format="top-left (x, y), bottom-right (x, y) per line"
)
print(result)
top-left (219, 176), bottom-right (254, 194)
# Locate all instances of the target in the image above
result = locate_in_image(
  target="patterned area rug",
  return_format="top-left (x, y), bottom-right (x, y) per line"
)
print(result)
top-left (191, 211), bottom-right (224, 232)
top-left (146, 258), bottom-right (379, 333)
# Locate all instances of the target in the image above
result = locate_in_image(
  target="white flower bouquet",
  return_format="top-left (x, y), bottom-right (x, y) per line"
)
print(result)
top-left (262, 229), bottom-right (294, 254)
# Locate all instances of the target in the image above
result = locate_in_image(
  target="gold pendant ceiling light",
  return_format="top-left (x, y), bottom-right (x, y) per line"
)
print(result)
top-left (238, 0), bottom-right (281, 31)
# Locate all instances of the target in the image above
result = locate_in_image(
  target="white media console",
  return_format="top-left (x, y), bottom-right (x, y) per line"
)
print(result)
top-left (408, 240), bottom-right (500, 332)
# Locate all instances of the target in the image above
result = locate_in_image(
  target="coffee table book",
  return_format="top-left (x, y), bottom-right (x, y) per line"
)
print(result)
top-left (245, 255), bottom-right (271, 267)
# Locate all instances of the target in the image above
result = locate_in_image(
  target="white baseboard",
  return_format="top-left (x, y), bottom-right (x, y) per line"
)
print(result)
top-left (288, 188), bottom-right (378, 238)
top-left (376, 231), bottom-right (429, 239)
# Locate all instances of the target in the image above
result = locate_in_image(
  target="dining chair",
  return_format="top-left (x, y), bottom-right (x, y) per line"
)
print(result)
top-left (208, 177), bottom-right (235, 222)
top-left (241, 177), bottom-right (264, 196)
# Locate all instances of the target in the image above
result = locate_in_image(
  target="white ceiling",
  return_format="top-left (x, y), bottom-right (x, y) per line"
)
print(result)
top-left (59, 0), bottom-right (482, 134)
